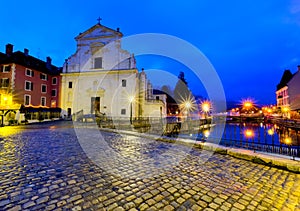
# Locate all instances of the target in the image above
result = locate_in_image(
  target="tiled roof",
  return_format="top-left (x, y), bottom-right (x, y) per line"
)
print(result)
top-left (0, 51), bottom-right (62, 75)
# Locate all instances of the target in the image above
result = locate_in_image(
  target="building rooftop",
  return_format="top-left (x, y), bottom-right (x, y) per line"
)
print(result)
top-left (0, 46), bottom-right (61, 75)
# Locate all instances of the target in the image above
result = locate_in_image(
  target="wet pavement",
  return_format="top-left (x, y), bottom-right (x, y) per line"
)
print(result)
top-left (0, 120), bottom-right (300, 211)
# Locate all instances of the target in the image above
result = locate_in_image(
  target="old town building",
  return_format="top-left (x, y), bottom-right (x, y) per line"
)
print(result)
top-left (276, 66), bottom-right (300, 117)
top-left (0, 44), bottom-right (61, 125)
top-left (60, 22), bottom-right (166, 120)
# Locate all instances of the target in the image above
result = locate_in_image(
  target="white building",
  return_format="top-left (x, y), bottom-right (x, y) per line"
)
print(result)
top-left (60, 22), bottom-right (166, 120)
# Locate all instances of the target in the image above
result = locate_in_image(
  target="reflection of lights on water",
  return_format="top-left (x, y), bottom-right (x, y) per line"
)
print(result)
top-left (267, 128), bottom-right (274, 136)
top-left (244, 129), bottom-right (254, 138)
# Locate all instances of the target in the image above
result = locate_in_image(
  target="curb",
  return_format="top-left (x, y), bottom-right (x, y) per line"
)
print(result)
top-left (99, 127), bottom-right (300, 174)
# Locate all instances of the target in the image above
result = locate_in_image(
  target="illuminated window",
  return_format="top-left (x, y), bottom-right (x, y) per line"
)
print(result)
top-left (51, 100), bottom-right (56, 108)
top-left (26, 69), bottom-right (34, 77)
top-left (0, 78), bottom-right (9, 88)
top-left (41, 97), bottom-right (46, 106)
top-left (24, 95), bottom-right (31, 105)
top-left (25, 81), bottom-right (33, 91)
top-left (41, 84), bottom-right (47, 93)
top-left (94, 57), bottom-right (102, 69)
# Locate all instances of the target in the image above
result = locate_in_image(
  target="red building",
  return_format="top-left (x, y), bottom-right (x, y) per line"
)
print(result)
top-left (0, 44), bottom-right (61, 125)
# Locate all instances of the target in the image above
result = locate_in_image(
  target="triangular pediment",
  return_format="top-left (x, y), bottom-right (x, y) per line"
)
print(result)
top-left (75, 24), bottom-right (123, 41)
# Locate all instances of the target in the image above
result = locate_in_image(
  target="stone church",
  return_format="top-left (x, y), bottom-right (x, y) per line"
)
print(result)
top-left (60, 21), bottom-right (166, 120)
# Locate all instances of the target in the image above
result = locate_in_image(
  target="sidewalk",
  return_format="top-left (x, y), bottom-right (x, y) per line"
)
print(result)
top-left (99, 127), bottom-right (300, 173)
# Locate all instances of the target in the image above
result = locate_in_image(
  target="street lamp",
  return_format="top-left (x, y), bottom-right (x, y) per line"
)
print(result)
top-left (201, 101), bottom-right (210, 117)
top-left (129, 96), bottom-right (134, 124)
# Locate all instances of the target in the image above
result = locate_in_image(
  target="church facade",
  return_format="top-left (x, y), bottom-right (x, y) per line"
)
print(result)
top-left (60, 22), bottom-right (166, 120)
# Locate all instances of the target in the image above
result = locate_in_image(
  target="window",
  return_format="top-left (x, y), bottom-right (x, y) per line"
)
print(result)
top-left (41, 84), bottom-right (47, 93)
top-left (25, 81), bottom-right (33, 91)
top-left (40, 73), bottom-right (48, 81)
top-left (26, 69), bottom-right (34, 77)
top-left (51, 100), bottom-right (56, 108)
top-left (68, 81), bottom-right (72, 88)
top-left (94, 57), bottom-right (102, 69)
top-left (121, 109), bottom-right (126, 115)
top-left (156, 96), bottom-right (160, 100)
top-left (122, 79), bottom-right (126, 87)
top-left (52, 77), bottom-right (57, 85)
top-left (2, 65), bottom-right (11, 73)
top-left (41, 97), bottom-right (46, 106)
top-left (0, 78), bottom-right (9, 88)
top-left (51, 89), bottom-right (57, 97)
top-left (24, 95), bottom-right (31, 106)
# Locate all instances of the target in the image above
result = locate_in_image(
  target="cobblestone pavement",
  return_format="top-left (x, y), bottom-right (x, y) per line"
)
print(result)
top-left (0, 121), bottom-right (300, 211)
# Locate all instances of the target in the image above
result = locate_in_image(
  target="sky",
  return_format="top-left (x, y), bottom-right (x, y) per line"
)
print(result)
top-left (1, 0), bottom-right (300, 105)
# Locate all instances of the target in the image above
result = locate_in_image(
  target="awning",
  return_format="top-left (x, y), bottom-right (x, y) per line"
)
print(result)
top-left (20, 106), bottom-right (61, 113)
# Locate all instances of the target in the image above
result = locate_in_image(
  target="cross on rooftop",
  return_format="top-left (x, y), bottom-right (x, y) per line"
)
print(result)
top-left (97, 17), bottom-right (102, 24)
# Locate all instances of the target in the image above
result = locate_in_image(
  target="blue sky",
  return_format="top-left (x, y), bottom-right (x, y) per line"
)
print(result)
top-left (1, 0), bottom-right (300, 105)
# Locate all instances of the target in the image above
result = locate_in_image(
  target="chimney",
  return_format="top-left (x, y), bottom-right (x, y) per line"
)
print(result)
top-left (24, 48), bottom-right (29, 56)
top-left (46, 56), bottom-right (52, 69)
top-left (5, 44), bottom-right (13, 56)
top-left (117, 27), bottom-right (120, 32)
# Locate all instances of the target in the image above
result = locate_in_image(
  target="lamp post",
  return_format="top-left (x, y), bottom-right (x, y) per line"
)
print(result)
top-left (129, 96), bottom-right (134, 125)
top-left (201, 101), bottom-right (211, 123)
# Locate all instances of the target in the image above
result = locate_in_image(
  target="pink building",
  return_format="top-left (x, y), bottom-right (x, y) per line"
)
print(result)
top-left (276, 66), bottom-right (300, 117)
top-left (0, 44), bottom-right (61, 125)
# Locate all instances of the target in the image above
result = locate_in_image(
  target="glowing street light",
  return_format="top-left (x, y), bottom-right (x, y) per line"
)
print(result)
top-left (201, 101), bottom-right (211, 119)
top-left (179, 96), bottom-right (196, 118)
top-left (201, 101), bottom-right (210, 113)
top-left (244, 129), bottom-right (254, 138)
top-left (242, 100), bottom-right (253, 109)
top-left (128, 96), bottom-right (134, 124)
top-left (267, 128), bottom-right (274, 136)
top-left (284, 137), bottom-right (291, 145)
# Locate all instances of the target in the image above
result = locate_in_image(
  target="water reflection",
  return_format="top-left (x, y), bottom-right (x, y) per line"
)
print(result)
top-left (277, 127), bottom-right (300, 146)
top-left (222, 122), bottom-right (300, 146)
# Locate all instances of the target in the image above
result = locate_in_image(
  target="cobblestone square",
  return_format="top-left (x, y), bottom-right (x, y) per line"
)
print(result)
top-left (0, 121), bottom-right (300, 210)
